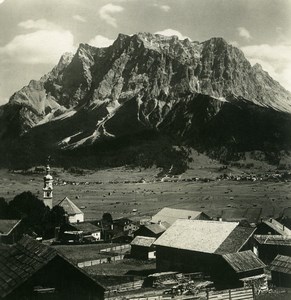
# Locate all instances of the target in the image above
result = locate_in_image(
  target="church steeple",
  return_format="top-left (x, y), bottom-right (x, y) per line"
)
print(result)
top-left (43, 160), bottom-right (53, 209)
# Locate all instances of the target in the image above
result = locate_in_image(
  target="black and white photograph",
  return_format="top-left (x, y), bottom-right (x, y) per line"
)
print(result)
top-left (0, 0), bottom-right (291, 299)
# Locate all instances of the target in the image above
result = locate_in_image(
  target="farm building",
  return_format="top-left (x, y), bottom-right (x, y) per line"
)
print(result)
top-left (154, 219), bottom-right (256, 287)
top-left (256, 218), bottom-right (291, 236)
top-left (270, 255), bottom-right (291, 288)
top-left (59, 222), bottom-right (101, 242)
top-left (253, 235), bottom-right (291, 263)
top-left (151, 207), bottom-right (210, 225)
top-left (131, 236), bottom-right (156, 259)
top-left (58, 197), bottom-right (84, 223)
top-left (0, 236), bottom-right (105, 299)
top-left (134, 222), bottom-right (170, 238)
top-left (0, 219), bottom-right (24, 245)
top-left (113, 218), bottom-right (140, 236)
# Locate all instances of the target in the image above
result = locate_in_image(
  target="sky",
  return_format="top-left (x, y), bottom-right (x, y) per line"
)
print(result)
top-left (0, 0), bottom-right (290, 105)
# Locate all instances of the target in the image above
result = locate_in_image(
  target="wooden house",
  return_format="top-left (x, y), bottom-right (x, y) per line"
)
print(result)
top-left (130, 236), bottom-right (156, 260)
top-left (255, 219), bottom-right (291, 236)
top-left (58, 197), bottom-right (84, 223)
top-left (253, 235), bottom-right (291, 263)
top-left (0, 220), bottom-right (23, 245)
top-left (151, 207), bottom-right (210, 225)
top-left (134, 222), bottom-right (170, 238)
top-left (154, 220), bottom-right (256, 283)
top-left (270, 255), bottom-right (291, 288)
top-left (0, 236), bottom-right (105, 299)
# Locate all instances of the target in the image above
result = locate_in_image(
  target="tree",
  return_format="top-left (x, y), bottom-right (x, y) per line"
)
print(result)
top-left (0, 197), bottom-right (10, 219)
top-left (102, 212), bottom-right (113, 224)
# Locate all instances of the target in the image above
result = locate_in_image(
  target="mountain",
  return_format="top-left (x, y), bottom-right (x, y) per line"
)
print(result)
top-left (0, 32), bottom-right (291, 170)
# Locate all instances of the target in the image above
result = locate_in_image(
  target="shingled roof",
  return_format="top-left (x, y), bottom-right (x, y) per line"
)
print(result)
top-left (144, 222), bottom-right (170, 235)
top-left (262, 219), bottom-right (291, 236)
top-left (270, 255), bottom-right (291, 275)
top-left (0, 236), bottom-right (104, 298)
top-left (151, 207), bottom-right (209, 225)
top-left (154, 219), bottom-right (254, 255)
top-left (131, 236), bottom-right (156, 247)
top-left (58, 197), bottom-right (83, 216)
top-left (254, 235), bottom-right (291, 246)
top-left (70, 222), bottom-right (101, 233)
top-left (223, 250), bottom-right (265, 273)
top-left (0, 220), bottom-right (21, 235)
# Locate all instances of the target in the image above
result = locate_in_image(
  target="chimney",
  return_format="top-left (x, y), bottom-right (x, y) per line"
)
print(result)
top-left (188, 216), bottom-right (191, 219)
top-left (158, 220), bottom-right (161, 225)
top-left (283, 225), bottom-right (285, 231)
top-left (269, 218), bottom-right (272, 223)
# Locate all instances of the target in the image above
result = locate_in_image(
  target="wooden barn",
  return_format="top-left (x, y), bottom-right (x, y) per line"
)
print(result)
top-left (0, 236), bottom-right (105, 299)
top-left (255, 219), bottom-right (291, 236)
top-left (130, 236), bottom-right (156, 260)
top-left (0, 219), bottom-right (23, 245)
top-left (151, 207), bottom-right (210, 225)
top-left (270, 255), bottom-right (291, 288)
top-left (134, 222), bottom-right (170, 238)
top-left (253, 235), bottom-right (291, 263)
top-left (154, 219), bottom-right (257, 288)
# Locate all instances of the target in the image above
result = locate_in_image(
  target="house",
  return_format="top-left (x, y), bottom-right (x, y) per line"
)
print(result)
top-left (270, 255), bottom-right (291, 288)
top-left (58, 197), bottom-right (84, 223)
top-left (134, 222), bottom-right (170, 238)
top-left (151, 207), bottom-right (210, 225)
top-left (256, 218), bottom-right (291, 236)
top-left (0, 219), bottom-right (23, 245)
top-left (221, 251), bottom-right (267, 291)
top-left (113, 218), bottom-right (140, 236)
top-left (0, 236), bottom-right (105, 299)
top-left (254, 235), bottom-right (291, 263)
top-left (131, 236), bottom-right (156, 260)
top-left (154, 220), bottom-right (255, 278)
top-left (59, 222), bottom-right (101, 243)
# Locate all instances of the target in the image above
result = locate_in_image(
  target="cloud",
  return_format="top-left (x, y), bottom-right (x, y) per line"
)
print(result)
top-left (73, 15), bottom-right (86, 23)
top-left (0, 29), bottom-right (74, 65)
top-left (18, 19), bottom-right (59, 30)
top-left (153, 4), bottom-right (170, 12)
top-left (155, 29), bottom-right (191, 40)
top-left (241, 43), bottom-right (291, 92)
top-left (99, 3), bottom-right (124, 28)
top-left (237, 27), bottom-right (252, 40)
top-left (88, 35), bottom-right (114, 48)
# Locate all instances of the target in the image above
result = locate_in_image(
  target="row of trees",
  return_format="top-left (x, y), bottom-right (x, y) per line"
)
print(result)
top-left (0, 192), bottom-right (65, 238)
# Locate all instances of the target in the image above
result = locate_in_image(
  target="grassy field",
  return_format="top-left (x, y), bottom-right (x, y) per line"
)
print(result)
top-left (0, 155), bottom-right (290, 222)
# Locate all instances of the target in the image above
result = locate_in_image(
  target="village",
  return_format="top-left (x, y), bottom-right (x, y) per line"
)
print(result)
top-left (0, 164), bottom-right (291, 300)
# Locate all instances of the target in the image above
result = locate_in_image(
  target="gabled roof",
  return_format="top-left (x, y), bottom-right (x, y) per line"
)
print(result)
top-left (131, 236), bottom-right (156, 247)
top-left (0, 220), bottom-right (21, 235)
top-left (58, 197), bottom-right (83, 216)
top-left (262, 219), bottom-right (291, 236)
top-left (270, 255), bottom-right (291, 275)
top-left (223, 250), bottom-right (265, 273)
top-left (154, 220), bottom-right (253, 255)
top-left (70, 222), bottom-right (101, 233)
top-left (254, 235), bottom-right (291, 246)
top-left (151, 207), bottom-right (209, 225)
top-left (0, 236), bottom-right (105, 298)
top-left (144, 222), bottom-right (170, 235)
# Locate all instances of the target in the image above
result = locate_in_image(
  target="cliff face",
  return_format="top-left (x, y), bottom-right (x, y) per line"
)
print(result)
top-left (0, 32), bottom-right (291, 167)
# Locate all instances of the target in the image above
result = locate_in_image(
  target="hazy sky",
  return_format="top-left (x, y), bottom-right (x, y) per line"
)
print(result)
top-left (0, 0), bottom-right (290, 105)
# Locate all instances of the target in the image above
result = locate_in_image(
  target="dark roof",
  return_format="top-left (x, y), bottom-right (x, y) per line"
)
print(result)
top-left (151, 207), bottom-right (208, 225)
top-left (0, 236), bottom-right (105, 298)
top-left (270, 255), bottom-right (291, 275)
top-left (58, 197), bottom-right (83, 216)
top-left (223, 250), bottom-right (265, 273)
top-left (71, 222), bottom-right (101, 233)
top-left (0, 220), bottom-right (21, 235)
top-left (131, 236), bottom-right (156, 247)
top-left (220, 208), bottom-right (262, 224)
top-left (254, 235), bottom-right (291, 246)
top-left (215, 226), bottom-right (256, 254)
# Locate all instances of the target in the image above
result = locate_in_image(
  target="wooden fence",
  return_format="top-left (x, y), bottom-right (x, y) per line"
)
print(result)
top-left (78, 254), bottom-right (125, 268)
top-left (100, 244), bottom-right (131, 253)
top-left (207, 287), bottom-right (254, 300)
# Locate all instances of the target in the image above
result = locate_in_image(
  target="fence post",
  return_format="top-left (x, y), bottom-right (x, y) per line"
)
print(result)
top-left (206, 290), bottom-right (209, 300)
top-left (229, 289), bottom-right (232, 300)
top-left (252, 284), bottom-right (255, 298)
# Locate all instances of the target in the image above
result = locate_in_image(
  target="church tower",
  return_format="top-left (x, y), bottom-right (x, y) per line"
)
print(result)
top-left (43, 164), bottom-right (53, 209)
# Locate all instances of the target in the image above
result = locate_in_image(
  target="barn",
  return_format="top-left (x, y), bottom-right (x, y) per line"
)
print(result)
top-left (130, 236), bottom-right (156, 260)
top-left (270, 255), bottom-right (291, 288)
top-left (256, 219), bottom-right (291, 236)
top-left (134, 222), bottom-right (170, 238)
top-left (151, 207), bottom-right (210, 225)
top-left (0, 236), bottom-right (105, 299)
top-left (154, 219), bottom-right (256, 287)
top-left (0, 219), bottom-right (23, 245)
